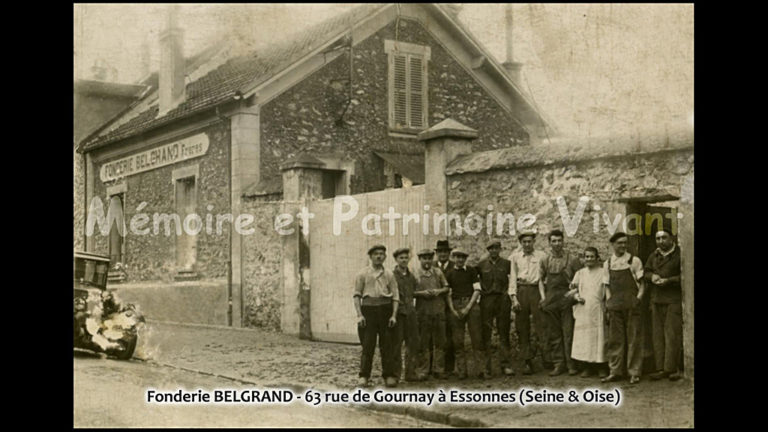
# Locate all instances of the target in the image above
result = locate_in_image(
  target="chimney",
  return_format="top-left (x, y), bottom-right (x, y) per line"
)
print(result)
top-left (159, 4), bottom-right (185, 115)
top-left (502, 4), bottom-right (524, 85)
top-left (140, 38), bottom-right (151, 81)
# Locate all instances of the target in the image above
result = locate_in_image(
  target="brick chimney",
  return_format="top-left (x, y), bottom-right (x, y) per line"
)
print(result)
top-left (159, 5), bottom-right (185, 115)
top-left (502, 4), bottom-right (524, 85)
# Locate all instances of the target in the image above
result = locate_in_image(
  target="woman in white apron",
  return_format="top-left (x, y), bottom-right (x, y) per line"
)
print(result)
top-left (569, 247), bottom-right (609, 377)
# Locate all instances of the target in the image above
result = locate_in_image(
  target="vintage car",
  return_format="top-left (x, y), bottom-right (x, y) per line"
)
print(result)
top-left (74, 251), bottom-right (144, 359)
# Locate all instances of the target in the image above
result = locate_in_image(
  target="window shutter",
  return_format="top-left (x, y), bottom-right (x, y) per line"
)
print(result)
top-left (409, 56), bottom-right (423, 128)
top-left (393, 54), bottom-right (408, 127)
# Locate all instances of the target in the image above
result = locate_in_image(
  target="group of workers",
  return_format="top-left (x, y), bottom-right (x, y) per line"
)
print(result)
top-left (352, 229), bottom-right (684, 388)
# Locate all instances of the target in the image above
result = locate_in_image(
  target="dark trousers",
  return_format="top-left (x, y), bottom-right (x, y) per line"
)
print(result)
top-left (417, 312), bottom-right (446, 376)
top-left (393, 312), bottom-right (420, 380)
top-left (444, 304), bottom-right (455, 373)
top-left (545, 306), bottom-right (575, 370)
top-left (606, 308), bottom-right (644, 377)
top-left (449, 297), bottom-right (484, 375)
top-left (516, 285), bottom-right (547, 363)
top-left (651, 302), bottom-right (683, 373)
top-left (480, 293), bottom-right (512, 371)
top-left (357, 304), bottom-right (396, 379)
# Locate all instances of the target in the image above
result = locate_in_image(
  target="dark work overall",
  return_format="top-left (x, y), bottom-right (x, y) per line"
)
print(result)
top-left (606, 255), bottom-right (643, 377)
top-left (357, 298), bottom-right (397, 380)
top-left (542, 255), bottom-right (575, 371)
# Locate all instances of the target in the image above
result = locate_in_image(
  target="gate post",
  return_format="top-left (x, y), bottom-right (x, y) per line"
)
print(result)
top-left (418, 119), bottom-right (477, 242)
top-left (280, 154), bottom-right (325, 339)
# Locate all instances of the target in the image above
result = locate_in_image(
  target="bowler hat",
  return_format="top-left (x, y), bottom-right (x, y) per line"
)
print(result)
top-left (435, 240), bottom-right (453, 251)
top-left (368, 244), bottom-right (387, 255)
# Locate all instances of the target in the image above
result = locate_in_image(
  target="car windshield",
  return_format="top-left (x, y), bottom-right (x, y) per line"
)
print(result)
top-left (74, 258), bottom-right (109, 288)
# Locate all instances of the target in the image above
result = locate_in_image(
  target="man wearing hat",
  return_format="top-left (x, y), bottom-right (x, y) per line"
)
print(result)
top-left (413, 249), bottom-right (451, 379)
top-left (434, 239), bottom-right (456, 375)
top-left (477, 240), bottom-right (514, 376)
top-left (391, 247), bottom-right (421, 382)
top-left (644, 230), bottom-right (683, 382)
top-left (353, 244), bottom-right (400, 387)
top-left (445, 249), bottom-right (484, 380)
top-left (601, 232), bottom-right (646, 384)
top-left (508, 230), bottom-right (549, 375)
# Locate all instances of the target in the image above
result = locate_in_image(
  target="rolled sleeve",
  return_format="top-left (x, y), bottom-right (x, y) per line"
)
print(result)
top-left (353, 272), bottom-right (364, 298)
top-left (631, 257), bottom-right (644, 281)
top-left (602, 260), bottom-right (610, 285)
top-left (508, 253), bottom-right (518, 295)
top-left (387, 273), bottom-right (400, 303)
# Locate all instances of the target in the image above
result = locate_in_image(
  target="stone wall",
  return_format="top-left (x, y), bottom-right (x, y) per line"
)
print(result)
top-left (74, 148), bottom-right (85, 251)
top-left (89, 120), bottom-right (231, 282)
top-left (241, 196), bottom-right (284, 330)
top-left (446, 147), bottom-right (694, 265)
top-left (260, 18), bottom-right (528, 195)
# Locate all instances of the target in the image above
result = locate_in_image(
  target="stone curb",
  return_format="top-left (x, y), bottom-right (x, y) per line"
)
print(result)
top-left (136, 358), bottom-right (489, 428)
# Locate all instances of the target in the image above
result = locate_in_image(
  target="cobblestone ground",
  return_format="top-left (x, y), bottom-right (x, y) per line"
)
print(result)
top-left (136, 321), bottom-right (694, 428)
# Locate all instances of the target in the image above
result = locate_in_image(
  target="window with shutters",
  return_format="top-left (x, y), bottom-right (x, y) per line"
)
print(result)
top-left (385, 40), bottom-right (430, 133)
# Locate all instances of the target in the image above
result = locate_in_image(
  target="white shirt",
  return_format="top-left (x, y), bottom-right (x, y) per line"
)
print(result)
top-left (508, 248), bottom-right (548, 296)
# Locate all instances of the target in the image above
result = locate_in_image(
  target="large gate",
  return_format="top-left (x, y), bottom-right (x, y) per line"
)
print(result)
top-left (308, 185), bottom-right (428, 343)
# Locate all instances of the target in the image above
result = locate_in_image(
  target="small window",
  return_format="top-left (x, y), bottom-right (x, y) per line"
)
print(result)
top-left (385, 40), bottom-right (430, 133)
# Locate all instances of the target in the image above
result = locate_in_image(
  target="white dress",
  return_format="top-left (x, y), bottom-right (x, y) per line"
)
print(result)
top-left (571, 266), bottom-right (607, 363)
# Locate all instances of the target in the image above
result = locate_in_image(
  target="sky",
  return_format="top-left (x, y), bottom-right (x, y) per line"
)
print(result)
top-left (73, 3), bottom-right (693, 139)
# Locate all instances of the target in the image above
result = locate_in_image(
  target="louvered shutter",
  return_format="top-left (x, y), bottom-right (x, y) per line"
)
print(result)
top-left (409, 56), bottom-right (423, 128)
top-left (393, 54), bottom-right (408, 128)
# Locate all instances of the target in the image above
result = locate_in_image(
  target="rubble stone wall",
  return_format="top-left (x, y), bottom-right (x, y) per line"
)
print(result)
top-left (241, 196), bottom-right (284, 331)
top-left (259, 18), bottom-right (529, 195)
top-left (90, 120), bottom-right (231, 283)
top-left (446, 148), bottom-right (695, 266)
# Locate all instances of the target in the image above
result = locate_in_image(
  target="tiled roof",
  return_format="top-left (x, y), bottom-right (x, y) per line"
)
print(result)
top-left (446, 129), bottom-right (694, 175)
top-left (81, 3), bottom-right (387, 152)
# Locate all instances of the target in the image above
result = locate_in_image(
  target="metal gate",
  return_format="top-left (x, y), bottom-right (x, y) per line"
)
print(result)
top-left (308, 185), bottom-right (427, 343)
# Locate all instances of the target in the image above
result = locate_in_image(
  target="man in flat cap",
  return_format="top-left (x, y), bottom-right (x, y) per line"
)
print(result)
top-left (445, 249), bottom-right (484, 379)
top-left (413, 249), bottom-right (451, 380)
top-left (644, 230), bottom-right (684, 382)
top-left (602, 232), bottom-right (646, 384)
top-left (509, 230), bottom-right (549, 375)
top-left (353, 244), bottom-right (400, 387)
top-left (478, 240), bottom-right (514, 377)
top-left (539, 229), bottom-right (583, 376)
top-left (391, 247), bottom-right (421, 383)
top-left (434, 239), bottom-right (456, 375)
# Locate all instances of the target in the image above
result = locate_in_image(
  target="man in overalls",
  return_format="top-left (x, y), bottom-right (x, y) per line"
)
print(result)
top-left (602, 232), bottom-right (646, 384)
top-left (391, 247), bottom-right (420, 383)
top-left (509, 232), bottom-right (548, 375)
top-left (445, 249), bottom-right (484, 380)
top-left (413, 249), bottom-right (451, 380)
top-left (434, 240), bottom-right (456, 376)
top-left (539, 229), bottom-right (583, 376)
top-left (479, 240), bottom-right (514, 377)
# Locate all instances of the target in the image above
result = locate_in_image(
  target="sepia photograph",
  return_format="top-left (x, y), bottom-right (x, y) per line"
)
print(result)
top-left (73, 3), bottom-right (694, 428)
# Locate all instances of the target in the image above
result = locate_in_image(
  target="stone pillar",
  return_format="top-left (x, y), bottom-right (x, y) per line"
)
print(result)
top-left (230, 105), bottom-right (260, 327)
top-left (417, 118), bottom-right (477, 242)
top-left (280, 154), bottom-right (325, 339)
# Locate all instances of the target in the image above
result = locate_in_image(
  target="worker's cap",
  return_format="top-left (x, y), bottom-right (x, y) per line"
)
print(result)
top-left (609, 232), bottom-right (628, 243)
top-left (392, 247), bottom-right (410, 258)
top-left (417, 249), bottom-right (435, 258)
top-left (451, 249), bottom-right (469, 258)
top-left (517, 230), bottom-right (537, 241)
top-left (486, 240), bottom-right (502, 250)
top-left (367, 244), bottom-right (387, 255)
